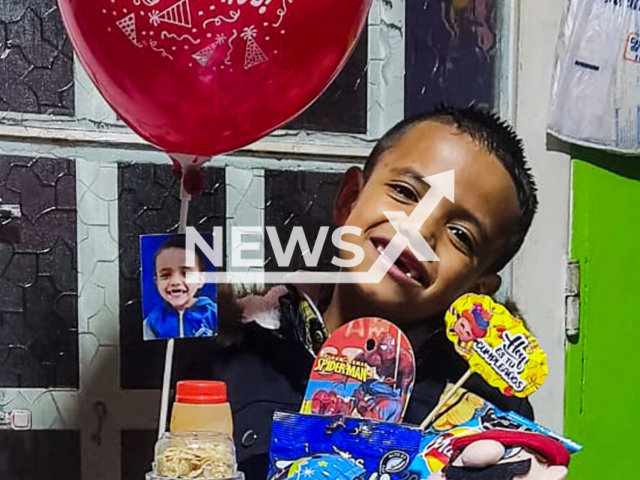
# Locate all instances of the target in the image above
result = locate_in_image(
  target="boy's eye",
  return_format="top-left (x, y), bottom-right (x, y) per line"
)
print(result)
top-left (388, 183), bottom-right (420, 203)
top-left (448, 225), bottom-right (476, 255)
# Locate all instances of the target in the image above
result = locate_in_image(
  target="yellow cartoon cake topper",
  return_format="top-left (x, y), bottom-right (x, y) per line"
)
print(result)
top-left (420, 294), bottom-right (549, 430)
top-left (445, 294), bottom-right (548, 398)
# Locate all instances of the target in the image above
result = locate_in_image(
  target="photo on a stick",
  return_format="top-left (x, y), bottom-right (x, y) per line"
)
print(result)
top-left (140, 233), bottom-right (217, 341)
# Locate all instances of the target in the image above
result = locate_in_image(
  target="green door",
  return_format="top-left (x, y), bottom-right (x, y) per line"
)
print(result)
top-left (567, 150), bottom-right (640, 477)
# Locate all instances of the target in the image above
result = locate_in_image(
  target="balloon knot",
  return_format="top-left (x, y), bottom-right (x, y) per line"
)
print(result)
top-left (182, 165), bottom-right (205, 196)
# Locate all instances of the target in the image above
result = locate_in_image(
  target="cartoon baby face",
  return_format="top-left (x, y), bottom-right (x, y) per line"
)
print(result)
top-left (453, 315), bottom-right (476, 342)
top-left (452, 306), bottom-right (490, 342)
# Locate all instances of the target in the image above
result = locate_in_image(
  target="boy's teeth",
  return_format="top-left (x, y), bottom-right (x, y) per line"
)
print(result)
top-left (377, 245), bottom-right (384, 253)
top-left (405, 271), bottom-right (412, 278)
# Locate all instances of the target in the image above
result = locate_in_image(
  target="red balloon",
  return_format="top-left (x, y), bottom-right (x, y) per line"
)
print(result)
top-left (58, 0), bottom-right (371, 157)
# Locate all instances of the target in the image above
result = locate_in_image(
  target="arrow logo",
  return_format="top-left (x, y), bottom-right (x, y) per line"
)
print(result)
top-left (190, 170), bottom-right (455, 284)
top-left (358, 169), bottom-right (454, 284)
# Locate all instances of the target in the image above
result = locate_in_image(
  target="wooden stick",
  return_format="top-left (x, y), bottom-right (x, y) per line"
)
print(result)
top-left (158, 183), bottom-right (191, 439)
top-left (158, 338), bottom-right (175, 438)
top-left (178, 184), bottom-right (191, 233)
top-left (420, 369), bottom-right (473, 430)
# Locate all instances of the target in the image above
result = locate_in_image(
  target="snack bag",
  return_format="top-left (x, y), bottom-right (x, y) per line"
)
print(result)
top-left (408, 387), bottom-right (582, 478)
top-left (301, 317), bottom-right (416, 423)
top-left (268, 412), bottom-right (423, 480)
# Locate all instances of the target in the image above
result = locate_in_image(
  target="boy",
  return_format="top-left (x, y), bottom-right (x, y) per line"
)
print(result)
top-left (188, 105), bottom-right (538, 480)
top-left (143, 236), bottom-right (217, 340)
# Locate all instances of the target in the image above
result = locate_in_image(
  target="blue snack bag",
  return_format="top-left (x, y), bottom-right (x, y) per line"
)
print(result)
top-left (408, 386), bottom-right (582, 477)
top-left (268, 411), bottom-right (423, 480)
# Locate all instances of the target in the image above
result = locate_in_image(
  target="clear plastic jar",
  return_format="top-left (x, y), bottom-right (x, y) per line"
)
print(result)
top-left (146, 472), bottom-right (245, 480)
top-left (150, 432), bottom-right (238, 480)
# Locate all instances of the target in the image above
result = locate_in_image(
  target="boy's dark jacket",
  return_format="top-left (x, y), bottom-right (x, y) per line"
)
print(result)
top-left (182, 285), bottom-right (533, 480)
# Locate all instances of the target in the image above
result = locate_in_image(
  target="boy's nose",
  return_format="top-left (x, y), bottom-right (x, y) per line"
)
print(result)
top-left (416, 214), bottom-right (438, 254)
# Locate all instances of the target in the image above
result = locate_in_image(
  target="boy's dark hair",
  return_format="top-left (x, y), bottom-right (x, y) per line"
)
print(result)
top-left (363, 105), bottom-right (538, 273)
top-left (153, 236), bottom-right (206, 273)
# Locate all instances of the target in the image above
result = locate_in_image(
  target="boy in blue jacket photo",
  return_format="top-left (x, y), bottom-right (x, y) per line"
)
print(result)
top-left (143, 236), bottom-right (217, 340)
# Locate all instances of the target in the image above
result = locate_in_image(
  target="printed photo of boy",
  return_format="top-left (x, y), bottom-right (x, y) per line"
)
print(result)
top-left (140, 234), bottom-right (217, 340)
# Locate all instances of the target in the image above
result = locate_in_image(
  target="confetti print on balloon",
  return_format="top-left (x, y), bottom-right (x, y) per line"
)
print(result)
top-left (257, 0), bottom-right (273, 15)
top-left (147, 39), bottom-right (174, 60)
top-left (192, 34), bottom-right (226, 66)
top-left (221, 0), bottom-right (274, 15)
top-left (225, 28), bottom-right (238, 65)
top-left (105, 0), bottom-right (292, 65)
top-left (161, 31), bottom-right (202, 44)
top-left (203, 10), bottom-right (241, 28)
top-left (273, 0), bottom-right (293, 27)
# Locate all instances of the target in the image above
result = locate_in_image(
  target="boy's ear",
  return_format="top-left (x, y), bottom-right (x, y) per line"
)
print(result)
top-left (473, 273), bottom-right (502, 297)
top-left (334, 166), bottom-right (364, 226)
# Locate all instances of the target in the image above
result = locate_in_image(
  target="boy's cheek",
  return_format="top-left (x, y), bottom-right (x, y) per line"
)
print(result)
top-left (334, 234), bottom-right (370, 270)
top-left (340, 231), bottom-right (363, 246)
top-left (437, 251), bottom-right (479, 288)
top-left (194, 272), bottom-right (206, 290)
top-left (345, 192), bottom-right (398, 226)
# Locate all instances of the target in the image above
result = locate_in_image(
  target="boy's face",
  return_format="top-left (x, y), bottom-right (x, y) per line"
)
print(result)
top-left (334, 121), bottom-right (521, 326)
top-left (154, 247), bottom-right (205, 311)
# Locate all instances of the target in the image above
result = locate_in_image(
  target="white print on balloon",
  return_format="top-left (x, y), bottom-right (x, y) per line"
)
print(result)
top-left (117, 13), bottom-right (144, 47)
top-left (273, 0), bottom-right (293, 27)
top-left (161, 31), bottom-right (202, 44)
top-left (108, 0), bottom-right (289, 66)
top-left (225, 28), bottom-right (238, 65)
top-left (203, 10), bottom-right (241, 28)
top-left (192, 44), bottom-right (215, 66)
top-left (192, 34), bottom-right (226, 66)
top-left (133, 0), bottom-right (161, 6)
top-left (241, 26), bottom-right (268, 69)
top-left (220, 0), bottom-right (274, 15)
top-left (150, 0), bottom-right (192, 28)
top-left (148, 39), bottom-right (174, 60)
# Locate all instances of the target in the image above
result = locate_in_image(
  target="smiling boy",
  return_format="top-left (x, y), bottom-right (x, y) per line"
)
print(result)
top-left (325, 112), bottom-right (532, 331)
top-left (189, 105), bottom-right (538, 480)
top-left (143, 236), bottom-right (217, 340)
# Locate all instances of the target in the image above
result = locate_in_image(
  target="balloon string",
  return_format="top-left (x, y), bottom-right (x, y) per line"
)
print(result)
top-left (158, 182), bottom-right (192, 439)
